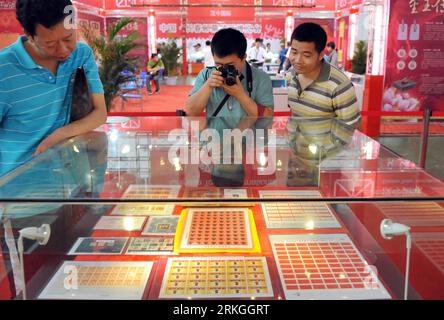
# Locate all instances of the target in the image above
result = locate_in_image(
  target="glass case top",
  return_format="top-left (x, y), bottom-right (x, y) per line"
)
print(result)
top-left (1, 116), bottom-right (443, 202)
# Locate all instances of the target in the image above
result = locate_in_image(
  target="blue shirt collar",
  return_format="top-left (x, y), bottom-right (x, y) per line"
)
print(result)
top-left (12, 36), bottom-right (40, 70)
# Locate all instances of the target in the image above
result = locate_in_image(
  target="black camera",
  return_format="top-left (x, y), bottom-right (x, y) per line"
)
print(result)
top-left (217, 64), bottom-right (238, 86)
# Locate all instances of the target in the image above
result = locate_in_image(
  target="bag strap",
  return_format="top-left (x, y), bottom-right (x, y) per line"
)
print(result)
top-left (210, 62), bottom-right (253, 117)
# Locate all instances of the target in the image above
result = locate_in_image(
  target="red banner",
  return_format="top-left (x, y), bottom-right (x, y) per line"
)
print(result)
top-left (105, 0), bottom-right (180, 10)
top-left (157, 17), bottom-right (183, 39)
top-left (188, 0), bottom-right (254, 4)
top-left (263, 0), bottom-right (335, 11)
top-left (157, 18), bottom-right (285, 42)
top-left (261, 18), bottom-right (286, 40)
top-left (0, 11), bottom-right (21, 34)
top-left (75, 0), bottom-right (104, 8)
top-left (336, 0), bottom-right (364, 11)
top-left (187, 7), bottom-right (255, 22)
top-left (382, 0), bottom-right (444, 113)
top-left (0, 0), bottom-right (20, 32)
top-left (78, 11), bottom-right (105, 37)
top-left (108, 0), bottom-right (335, 11)
top-left (0, 0), bottom-right (15, 10)
top-left (181, 19), bottom-right (284, 40)
top-left (106, 17), bottom-right (149, 68)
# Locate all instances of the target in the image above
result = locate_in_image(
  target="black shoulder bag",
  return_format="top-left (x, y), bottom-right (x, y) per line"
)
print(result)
top-left (69, 67), bottom-right (93, 122)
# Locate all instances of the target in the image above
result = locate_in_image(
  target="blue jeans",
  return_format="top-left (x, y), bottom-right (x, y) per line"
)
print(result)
top-left (146, 70), bottom-right (164, 92)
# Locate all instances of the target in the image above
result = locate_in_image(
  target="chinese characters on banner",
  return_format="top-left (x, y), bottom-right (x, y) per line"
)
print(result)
top-left (106, 0), bottom-right (181, 10)
top-left (157, 18), bottom-right (183, 39)
top-left (157, 18), bottom-right (284, 40)
top-left (263, 0), bottom-right (336, 11)
top-left (106, 18), bottom-right (149, 67)
top-left (187, 7), bottom-right (255, 22)
top-left (382, 0), bottom-right (444, 112)
top-left (336, 0), bottom-right (364, 10)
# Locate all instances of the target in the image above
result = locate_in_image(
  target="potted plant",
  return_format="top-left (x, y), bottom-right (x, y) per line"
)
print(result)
top-left (160, 36), bottom-right (182, 86)
top-left (81, 18), bottom-right (145, 111)
top-left (351, 40), bottom-right (367, 75)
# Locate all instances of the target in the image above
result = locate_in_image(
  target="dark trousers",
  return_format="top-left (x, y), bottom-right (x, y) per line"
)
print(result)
top-left (146, 73), bottom-right (160, 93)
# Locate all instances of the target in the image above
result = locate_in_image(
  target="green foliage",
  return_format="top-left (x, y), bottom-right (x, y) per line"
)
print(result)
top-left (81, 18), bottom-right (145, 110)
top-left (351, 40), bottom-right (367, 75)
top-left (160, 35), bottom-right (182, 76)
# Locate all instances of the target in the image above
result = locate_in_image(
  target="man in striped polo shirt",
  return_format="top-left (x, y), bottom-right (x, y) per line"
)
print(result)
top-left (286, 23), bottom-right (361, 128)
top-left (0, 0), bottom-right (106, 177)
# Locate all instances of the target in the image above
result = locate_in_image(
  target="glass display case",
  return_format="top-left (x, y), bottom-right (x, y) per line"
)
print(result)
top-left (1, 116), bottom-right (443, 300)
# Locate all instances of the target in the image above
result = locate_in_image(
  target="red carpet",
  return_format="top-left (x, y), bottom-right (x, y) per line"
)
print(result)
top-left (109, 85), bottom-right (193, 114)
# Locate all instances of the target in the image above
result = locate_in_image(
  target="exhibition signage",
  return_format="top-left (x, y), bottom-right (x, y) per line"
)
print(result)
top-left (382, 0), bottom-right (444, 112)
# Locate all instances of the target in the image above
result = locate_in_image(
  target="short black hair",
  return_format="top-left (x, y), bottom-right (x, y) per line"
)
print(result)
top-left (327, 41), bottom-right (335, 49)
top-left (211, 28), bottom-right (247, 59)
top-left (151, 53), bottom-right (158, 59)
top-left (205, 40), bottom-right (211, 46)
top-left (291, 23), bottom-right (327, 54)
top-left (16, 0), bottom-right (73, 37)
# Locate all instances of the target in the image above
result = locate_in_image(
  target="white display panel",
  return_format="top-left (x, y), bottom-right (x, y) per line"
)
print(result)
top-left (39, 261), bottom-right (153, 300)
top-left (270, 234), bottom-right (391, 300)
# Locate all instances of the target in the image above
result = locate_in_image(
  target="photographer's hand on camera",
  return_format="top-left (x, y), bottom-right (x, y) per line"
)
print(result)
top-left (222, 75), bottom-right (246, 100)
top-left (206, 70), bottom-right (225, 89)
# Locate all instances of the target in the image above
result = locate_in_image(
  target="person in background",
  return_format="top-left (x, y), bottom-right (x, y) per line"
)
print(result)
top-left (325, 41), bottom-right (338, 67)
top-left (278, 42), bottom-right (287, 72)
top-left (259, 38), bottom-right (266, 49)
top-left (156, 41), bottom-right (167, 77)
top-left (193, 43), bottom-right (204, 63)
top-left (203, 40), bottom-right (214, 68)
top-left (0, 0), bottom-right (106, 177)
top-left (186, 28), bottom-right (274, 119)
top-left (247, 38), bottom-right (266, 67)
top-left (146, 53), bottom-right (165, 94)
top-left (264, 42), bottom-right (274, 62)
top-left (287, 23), bottom-right (360, 128)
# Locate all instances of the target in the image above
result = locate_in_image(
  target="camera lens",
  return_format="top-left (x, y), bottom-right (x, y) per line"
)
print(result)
top-left (225, 76), bottom-right (236, 86)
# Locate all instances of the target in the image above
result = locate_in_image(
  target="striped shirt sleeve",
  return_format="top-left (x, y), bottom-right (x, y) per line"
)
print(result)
top-left (82, 45), bottom-right (104, 94)
top-left (332, 80), bottom-right (361, 127)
